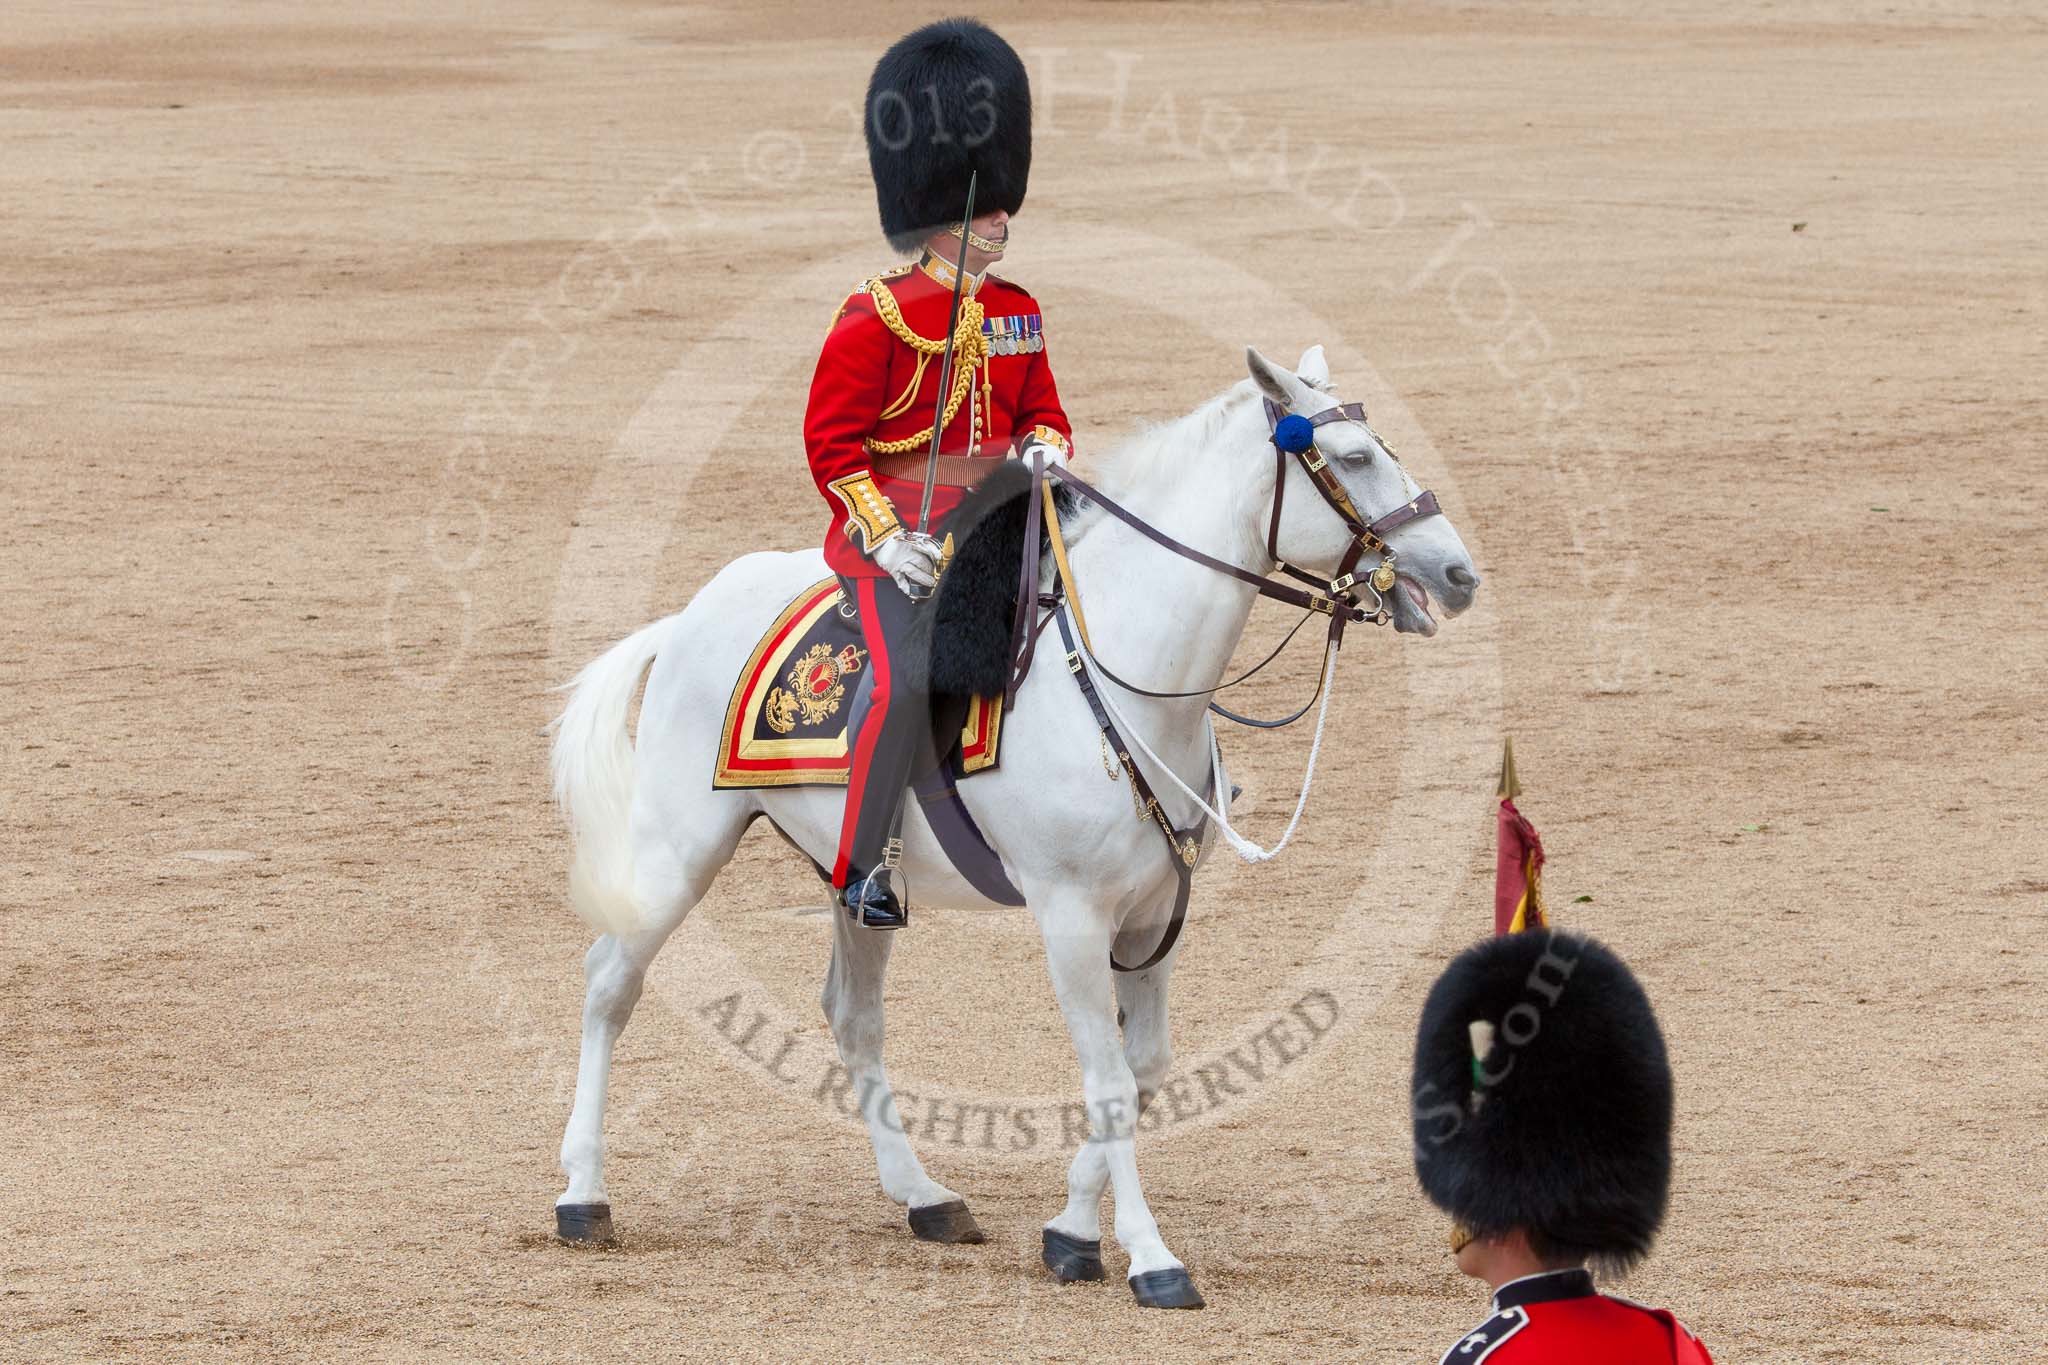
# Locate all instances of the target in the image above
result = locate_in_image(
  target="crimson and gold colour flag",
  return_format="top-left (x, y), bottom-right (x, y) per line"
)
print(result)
top-left (1494, 737), bottom-right (1548, 936)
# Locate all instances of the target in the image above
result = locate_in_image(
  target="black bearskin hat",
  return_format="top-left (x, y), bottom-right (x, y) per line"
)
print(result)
top-left (864, 18), bottom-right (1032, 253)
top-left (1411, 930), bottom-right (1674, 1271)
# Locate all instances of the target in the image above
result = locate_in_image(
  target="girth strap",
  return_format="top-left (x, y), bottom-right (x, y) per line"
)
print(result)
top-left (1053, 608), bottom-right (1206, 974)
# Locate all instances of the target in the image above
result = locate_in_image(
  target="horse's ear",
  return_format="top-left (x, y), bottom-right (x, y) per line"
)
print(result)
top-left (1296, 344), bottom-right (1331, 391)
top-left (1245, 346), bottom-right (1307, 408)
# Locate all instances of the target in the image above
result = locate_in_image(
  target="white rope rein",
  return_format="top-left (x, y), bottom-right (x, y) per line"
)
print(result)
top-left (1076, 631), bottom-right (1340, 864)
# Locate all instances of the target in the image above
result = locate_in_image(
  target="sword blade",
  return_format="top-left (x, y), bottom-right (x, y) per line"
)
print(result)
top-left (916, 169), bottom-right (978, 534)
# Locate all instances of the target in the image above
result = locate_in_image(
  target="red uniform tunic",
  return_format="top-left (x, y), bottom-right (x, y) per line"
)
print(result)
top-left (1439, 1270), bottom-right (1715, 1364)
top-left (804, 253), bottom-right (1073, 576)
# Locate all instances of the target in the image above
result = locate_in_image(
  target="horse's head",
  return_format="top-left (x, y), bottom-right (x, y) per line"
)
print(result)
top-left (1245, 346), bottom-right (1479, 637)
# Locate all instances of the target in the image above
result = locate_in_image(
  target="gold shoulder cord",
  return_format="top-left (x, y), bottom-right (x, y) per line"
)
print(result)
top-left (862, 277), bottom-right (992, 456)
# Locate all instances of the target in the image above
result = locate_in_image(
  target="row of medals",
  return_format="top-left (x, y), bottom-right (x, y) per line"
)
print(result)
top-left (983, 315), bottom-right (1043, 355)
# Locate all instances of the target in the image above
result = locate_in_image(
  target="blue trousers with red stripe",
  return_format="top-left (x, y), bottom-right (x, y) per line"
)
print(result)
top-left (832, 574), bottom-right (927, 888)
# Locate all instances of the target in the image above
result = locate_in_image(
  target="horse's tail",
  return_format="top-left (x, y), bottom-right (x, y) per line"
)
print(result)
top-left (548, 619), bottom-right (667, 938)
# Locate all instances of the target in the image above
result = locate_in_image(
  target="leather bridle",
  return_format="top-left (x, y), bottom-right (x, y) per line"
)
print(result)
top-left (1261, 396), bottom-right (1443, 641)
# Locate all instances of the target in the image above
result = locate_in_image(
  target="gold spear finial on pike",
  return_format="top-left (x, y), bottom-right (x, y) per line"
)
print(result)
top-left (1497, 735), bottom-right (1522, 802)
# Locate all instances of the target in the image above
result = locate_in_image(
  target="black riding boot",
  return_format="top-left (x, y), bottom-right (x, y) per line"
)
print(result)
top-left (839, 861), bottom-right (908, 930)
top-left (842, 788), bottom-right (912, 929)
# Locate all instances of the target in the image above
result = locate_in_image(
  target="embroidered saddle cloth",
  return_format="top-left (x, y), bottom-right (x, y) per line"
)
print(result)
top-left (713, 577), bottom-right (1003, 790)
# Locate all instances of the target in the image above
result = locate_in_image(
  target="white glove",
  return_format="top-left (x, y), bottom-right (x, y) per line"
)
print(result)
top-left (873, 531), bottom-right (942, 598)
top-left (1016, 424), bottom-right (1072, 470)
top-left (1018, 435), bottom-right (1071, 470)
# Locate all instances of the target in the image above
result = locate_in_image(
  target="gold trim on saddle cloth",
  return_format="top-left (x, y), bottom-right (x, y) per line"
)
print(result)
top-left (713, 577), bottom-right (1004, 789)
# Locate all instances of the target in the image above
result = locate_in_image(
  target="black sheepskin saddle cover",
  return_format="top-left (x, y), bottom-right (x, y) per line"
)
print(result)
top-left (899, 460), bottom-right (1072, 700)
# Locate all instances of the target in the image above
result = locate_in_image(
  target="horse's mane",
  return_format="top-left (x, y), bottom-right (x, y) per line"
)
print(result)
top-left (1059, 382), bottom-right (1255, 544)
top-left (899, 380), bottom-right (1270, 695)
top-left (1088, 382), bottom-right (1249, 500)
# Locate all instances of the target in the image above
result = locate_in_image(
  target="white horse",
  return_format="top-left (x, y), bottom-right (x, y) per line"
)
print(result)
top-left (547, 344), bottom-right (1479, 1308)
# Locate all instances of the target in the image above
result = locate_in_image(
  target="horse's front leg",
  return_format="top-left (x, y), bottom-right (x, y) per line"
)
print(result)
top-left (819, 906), bottom-right (984, 1244)
top-left (1037, 900), bottom-right (1203, 1309)
top-left (1043, 938), bottom-right (1180, 1286)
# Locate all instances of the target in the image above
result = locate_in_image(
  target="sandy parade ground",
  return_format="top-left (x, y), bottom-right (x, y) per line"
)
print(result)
top-left (3, 1), bottom-right (2045, 1360)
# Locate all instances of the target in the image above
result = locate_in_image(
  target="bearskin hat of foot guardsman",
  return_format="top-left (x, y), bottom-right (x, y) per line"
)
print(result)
top-left (1413, 929), bottom-right (1673, 1270)
top-left (864, 17), bottom-right (1032, 252)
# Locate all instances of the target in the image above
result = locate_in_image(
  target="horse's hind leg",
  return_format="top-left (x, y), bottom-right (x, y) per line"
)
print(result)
top-left (820, 906), bottom-right (984, 1244)
top-left (555, 803), bottom-right (745, 1245)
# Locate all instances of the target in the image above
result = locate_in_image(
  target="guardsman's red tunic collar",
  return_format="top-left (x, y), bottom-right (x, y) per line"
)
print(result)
top-left (915, 247), bottom-right (985, 296)
top-left (1491, 1268), bottom-right (1596, 1311)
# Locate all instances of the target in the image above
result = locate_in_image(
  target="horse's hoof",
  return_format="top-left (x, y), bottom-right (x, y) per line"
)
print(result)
top-left (1129, 1266), bottom-right (1205, 1309)
top-left (908, 1199), bottom-right (985, 1244)
top-left (554, 1202), bottom-right (618, 1247)
top-left (1041, 1227), bottom-right (1105, 1283)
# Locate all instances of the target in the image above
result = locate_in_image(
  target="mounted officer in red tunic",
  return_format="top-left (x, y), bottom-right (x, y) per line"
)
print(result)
top-left (1412, 931), bottom-right (1716, 1363)
top-left (806, 19), bottom-right (1072, 929)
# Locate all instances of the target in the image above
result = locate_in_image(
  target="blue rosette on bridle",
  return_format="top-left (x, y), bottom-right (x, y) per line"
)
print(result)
top-left (1271, 413), bottom-right (1316, 454)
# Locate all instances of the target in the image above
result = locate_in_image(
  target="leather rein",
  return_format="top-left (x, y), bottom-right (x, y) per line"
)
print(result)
top-left (1012, 397), bottom-right (1444, 714)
